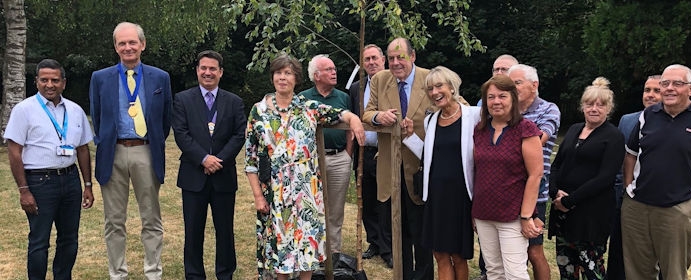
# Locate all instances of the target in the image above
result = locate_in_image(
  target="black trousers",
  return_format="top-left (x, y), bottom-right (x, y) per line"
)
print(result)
top-left (400, 168), bottom-right (433, 280)
top-left (361, 146), bottom-right (392, 257)
top-left (182, 181), bottom-right (237, 280)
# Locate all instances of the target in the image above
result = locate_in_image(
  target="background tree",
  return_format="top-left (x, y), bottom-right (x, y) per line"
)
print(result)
top-left (2, 0), bottom-right (690, 130)
top-left (583, 0), bottom-right (691, 117)
top-left (1, 0), bottom-right (26, 136)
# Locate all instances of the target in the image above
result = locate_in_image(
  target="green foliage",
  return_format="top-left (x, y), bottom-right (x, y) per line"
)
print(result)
top-left (228, 0), bottom-right (484, 71)
top-left (584, 1), bottom-right (690, 78)
top-left (583, 0), bottom-right (691, 118)
top-left (15, 0), bottom-right (687, 125)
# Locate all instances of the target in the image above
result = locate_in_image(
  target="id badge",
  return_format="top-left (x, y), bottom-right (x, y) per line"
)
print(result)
top-left (57, 145), bottom-right (75, 156)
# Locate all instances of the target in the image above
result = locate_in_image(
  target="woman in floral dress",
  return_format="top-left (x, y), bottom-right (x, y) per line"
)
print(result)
top-left (244, 54), bottom-right (364, 280)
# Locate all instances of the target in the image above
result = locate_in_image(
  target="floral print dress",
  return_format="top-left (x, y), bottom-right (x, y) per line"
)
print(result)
top-left (245, 94), bottom-right (344, 279)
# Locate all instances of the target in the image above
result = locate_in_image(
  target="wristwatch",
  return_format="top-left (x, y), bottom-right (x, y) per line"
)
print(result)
top-left (84, 182), bottom-right (93, 187)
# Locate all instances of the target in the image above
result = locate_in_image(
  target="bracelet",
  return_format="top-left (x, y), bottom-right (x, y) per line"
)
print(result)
top-left (84, 182), bottom-right (92, 187)
top-left (519, 216), bottom-right (532, 220)
top-left (18, 186), bottom-right (29, 189)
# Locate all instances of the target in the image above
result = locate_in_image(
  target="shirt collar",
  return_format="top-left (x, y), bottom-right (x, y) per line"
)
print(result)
top-left (200, 86), bottom-right (219, 98)
top-left (36, 93), bottom-right (64, 107)
top-left (524, 96), bottom-right (543, 114)
top-left (398, 64), bottom-right (417, 87)
top-left (120, 62), bottom-right (142, 74)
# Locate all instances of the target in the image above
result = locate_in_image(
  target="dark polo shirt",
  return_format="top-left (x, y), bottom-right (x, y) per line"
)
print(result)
top-left (299, 87), bottom-right (351, 150)
top-left (626, 103), bottom-right (691, 207)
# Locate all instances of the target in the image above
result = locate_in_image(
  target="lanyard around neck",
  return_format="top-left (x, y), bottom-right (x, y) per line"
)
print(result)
top-left (36, 94), bottom-right (68, 141)
top-left (118, 63), bottom-right (143, 103)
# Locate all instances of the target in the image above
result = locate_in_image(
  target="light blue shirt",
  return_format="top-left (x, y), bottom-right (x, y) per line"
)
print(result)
top-left (117, 63), bottom-right (147, 139)
top-left (4, 93), bottom-right (93, 169)
top-left (363, 77), bottom-right (378, 147)
top-left (397, 65), bottom-right (417, 106)
top-left (200, 86), bottom-right (218, 99)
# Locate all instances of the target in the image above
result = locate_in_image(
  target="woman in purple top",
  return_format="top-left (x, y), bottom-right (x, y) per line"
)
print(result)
top-left (472, 75), bottom-right (544, 280)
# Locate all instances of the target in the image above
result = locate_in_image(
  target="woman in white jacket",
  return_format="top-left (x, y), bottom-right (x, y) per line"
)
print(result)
top-left (403, 66), bottom-right (481, 280)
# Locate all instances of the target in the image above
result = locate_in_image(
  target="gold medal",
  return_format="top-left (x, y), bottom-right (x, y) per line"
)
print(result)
top-left (128, 105), bottom-right (138, 117)
top-left (208, 122), bottom-right (215, 135)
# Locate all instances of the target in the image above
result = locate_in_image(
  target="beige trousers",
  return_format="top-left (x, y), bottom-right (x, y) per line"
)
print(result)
top-left (475, 218), bottom-right (530, 280)
top-left (102, 144), bottom-right (163, 280)
top-left (621, 195), bottom-right (691, 280)
top-left (324, 150), bottom-right (352, 253)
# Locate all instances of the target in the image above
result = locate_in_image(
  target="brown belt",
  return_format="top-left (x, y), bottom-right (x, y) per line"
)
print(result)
top-left (116, 139), bottom-right (149, 147)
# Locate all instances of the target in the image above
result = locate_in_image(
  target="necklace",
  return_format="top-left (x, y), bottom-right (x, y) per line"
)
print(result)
top-left (272, 94), bottom-right (293, 113)
top-left (439, 104), bottom-right (460, 120)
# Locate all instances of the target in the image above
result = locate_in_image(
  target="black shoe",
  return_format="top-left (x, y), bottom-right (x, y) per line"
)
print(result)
top-left (381, 255), bottom-right (393, 269)
top-left (362, 246), bottom-right (379, 259)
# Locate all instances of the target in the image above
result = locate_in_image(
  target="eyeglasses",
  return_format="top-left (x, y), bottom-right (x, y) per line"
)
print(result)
top-left (318, 67), bottom-right (337, 73)
top-left (659, 80), bottom-right (691, 88)
top-left (492, 67), bottom-right (509, 74)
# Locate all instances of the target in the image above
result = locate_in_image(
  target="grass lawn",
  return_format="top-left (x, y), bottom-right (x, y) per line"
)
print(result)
top-left (3, 134), bottom-right (639, 279)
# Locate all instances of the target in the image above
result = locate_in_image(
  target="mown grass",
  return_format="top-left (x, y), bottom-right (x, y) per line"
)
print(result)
top-left (11, 134), bottom-right (677, 279)
top-left (0, 138), bottom-right (396, 279)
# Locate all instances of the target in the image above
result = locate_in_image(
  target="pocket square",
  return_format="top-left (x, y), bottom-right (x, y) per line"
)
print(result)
top-left (686, 128), bottom-right (691, 133)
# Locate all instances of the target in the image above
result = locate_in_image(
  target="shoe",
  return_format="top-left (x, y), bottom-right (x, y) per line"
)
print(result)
top-left (362, 246), bottom-right (379, 259)
top-left (381, 254), bottom-right (393, 269)
top-left (472, 275), bottom-right (487, 280)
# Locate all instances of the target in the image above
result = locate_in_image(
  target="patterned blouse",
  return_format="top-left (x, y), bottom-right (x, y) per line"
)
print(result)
top-left (472, 118), bottom-right (541, 222)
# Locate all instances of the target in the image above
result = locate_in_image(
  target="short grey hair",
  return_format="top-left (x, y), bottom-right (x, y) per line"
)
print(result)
top-left (113, 22), bottom-right (146, 45)
top-left (495, 54), bottom-right (518, 64)
top-left (307, 54), bottom-right (329, 83)
top-left (508, 64), bottom-right (540, 95)
top-left (363, 44), bottom-right (384, 57)
top-left (663, 64), bottom-right (691, 82)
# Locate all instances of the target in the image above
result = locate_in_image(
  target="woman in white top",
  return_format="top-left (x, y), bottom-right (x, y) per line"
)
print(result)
top-left (403, 66), bottom-right (480, 280)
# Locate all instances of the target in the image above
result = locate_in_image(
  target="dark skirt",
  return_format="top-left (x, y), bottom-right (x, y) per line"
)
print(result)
top-left (421, 118), bottom-right (474, 258)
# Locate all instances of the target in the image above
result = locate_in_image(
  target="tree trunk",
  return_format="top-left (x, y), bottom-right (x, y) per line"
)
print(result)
top-left (1, 0), bottom-right (26, 139)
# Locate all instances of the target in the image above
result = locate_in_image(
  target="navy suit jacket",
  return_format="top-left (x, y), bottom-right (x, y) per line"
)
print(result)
top-left (618, 111), bottom-right (642, 144)
top-left (172, 87), bottom-right (246, 192)
top-left (89, 63), bottom-right (172, 185)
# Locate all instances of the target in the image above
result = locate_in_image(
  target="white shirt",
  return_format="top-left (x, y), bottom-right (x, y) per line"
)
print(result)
top-left (4, 93), bottom-right (93, 169)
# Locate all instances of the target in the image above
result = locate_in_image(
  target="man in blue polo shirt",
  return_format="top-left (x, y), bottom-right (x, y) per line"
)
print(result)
top-left (5, 59), bottom-right (94, 280)
top-left (623, 64), bottom-right (691, 279)
top-left (299, 54), bottom-right (353, 254)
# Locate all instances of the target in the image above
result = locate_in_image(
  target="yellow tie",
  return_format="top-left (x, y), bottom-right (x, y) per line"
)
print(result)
top-left (127, 70), bottom-right (147, 137)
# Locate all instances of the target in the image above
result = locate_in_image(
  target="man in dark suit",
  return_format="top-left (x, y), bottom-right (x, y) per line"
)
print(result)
top-left (89, 22), bottom-right (172, 280)
top-left (349, 44), bottom-right (393, 268)
top-left (172, 50), bottom-right (246, 280)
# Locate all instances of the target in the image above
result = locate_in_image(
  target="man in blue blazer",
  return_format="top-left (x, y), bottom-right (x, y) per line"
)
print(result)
top-left (89, 22), bottom-right (172, 280)
top-left (172, 50), bottom-right (246, 280)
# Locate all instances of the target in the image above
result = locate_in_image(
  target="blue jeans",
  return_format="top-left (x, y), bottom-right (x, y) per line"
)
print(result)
top-left (25, 169), bottom-right (82, 280)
